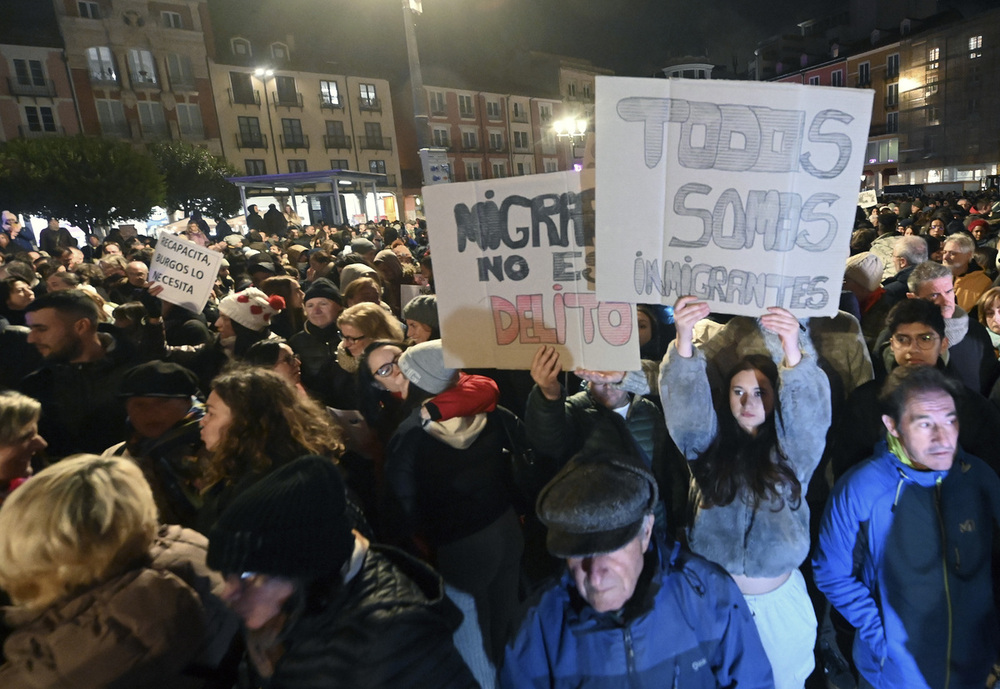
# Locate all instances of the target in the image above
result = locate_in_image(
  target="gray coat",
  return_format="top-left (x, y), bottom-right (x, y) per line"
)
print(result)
top-left (660, 331), bottom-right (831, 577)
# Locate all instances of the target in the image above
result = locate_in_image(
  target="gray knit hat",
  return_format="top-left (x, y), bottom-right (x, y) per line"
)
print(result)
top-left (397, 340), bottom-right (458, 394)
top-left (402, 294), bottom-right (439, 332)
top-left (537, 454), bottom-right (658, 558)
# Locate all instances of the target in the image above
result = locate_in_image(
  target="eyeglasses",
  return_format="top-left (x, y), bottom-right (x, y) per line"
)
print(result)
top-left (374, 355), bottom-right (401, 378)
top-left (277, 352), bottom-right (299, 366)
top-left (891, 332), bottom-right (940, 350)
top-left (338, 331), bottom-right (365, 344)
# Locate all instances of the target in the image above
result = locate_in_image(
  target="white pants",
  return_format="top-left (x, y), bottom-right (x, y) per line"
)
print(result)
top-left (742, 568), bottom-right (817, 689)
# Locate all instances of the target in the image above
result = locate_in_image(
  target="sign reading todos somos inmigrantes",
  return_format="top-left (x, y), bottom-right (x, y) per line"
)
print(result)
top-left (424, 170), bottom-right (639, 371)
top-left (149, 231), bottom-right (222, 314)
top-left (595, 76), bottom-right (874, 318)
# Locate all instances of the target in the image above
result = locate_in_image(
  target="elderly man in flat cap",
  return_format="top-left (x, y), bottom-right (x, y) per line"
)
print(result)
top-left (500, 453), bottom-right (774, 688)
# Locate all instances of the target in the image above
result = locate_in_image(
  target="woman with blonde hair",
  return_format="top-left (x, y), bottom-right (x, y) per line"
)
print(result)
top-left (0, 390), bottom-right (46, 504)
top-left (0, 454), bottom-right (239, 688)
top-left (335, 301), bottom-right (404, 374)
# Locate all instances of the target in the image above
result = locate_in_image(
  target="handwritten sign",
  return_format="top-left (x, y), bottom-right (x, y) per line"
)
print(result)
top-left (595, 77), bottom-right (873, 317)
top-left (424, 170), bottom-right (639, 371)
top-left (858, 189), bottom-right (878, 207)
top-left (149, 232), bottom-right (222, 313)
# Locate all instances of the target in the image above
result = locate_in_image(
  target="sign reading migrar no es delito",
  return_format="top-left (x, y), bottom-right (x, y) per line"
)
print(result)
top-left (595, 76), bottom-right (874, 318)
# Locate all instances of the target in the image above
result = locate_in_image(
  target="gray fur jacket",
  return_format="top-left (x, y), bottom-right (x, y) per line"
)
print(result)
top-left (659, 329), bottom-right (831, 578)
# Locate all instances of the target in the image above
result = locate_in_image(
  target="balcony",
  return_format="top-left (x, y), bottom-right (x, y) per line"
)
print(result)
top-left (461, 142), bottom-right (483, 153)
top-left (280, 134), bottom-right (310, 151)
top-left (489, 143), bottom-right (507, 153)
top-left (130, 72), bottom-right (159, 90)
top-left (430, 106), bottom-right (447, 116)
top-left (8, 78), bottom-right (57, 98)
top-left (179, 126), bottom-right (205, 140)
top-left (383, 173), bottom-right (397, 186)
top-left (359, 97), bottom-right (381, 113)
top-left (323, 134), bottom-right (352, 150)
top-left (273, 91), bottom-right (303, 109)
top-left (358, 136), bottom-right (392, 151)
top-left (100, 122), bottom-right (131, 138)
top-left (18, 125), bottom-right (65, 138)
top-left (511, 112), bottom-right (528, 123)
top-left (236, 132), bottom-right (268, 150)
top-left (170, 77), bottom-right (197, 92)
top-left (459, 108), bottom-right (475, 119)
top-left (89, 70), bottom-right (120, 88)
top-left (228, 87), bottom-right (260, 107)
top-left (319, 95), bottom-right (343, 110)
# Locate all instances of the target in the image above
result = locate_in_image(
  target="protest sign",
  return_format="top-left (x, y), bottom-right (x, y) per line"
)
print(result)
top-left (595, 77), bottom-right (873, 317)
top-left (424, 170), bottom-right (639, 371)
top-left (149, 232), bottom-right (222, 313)
top-left (858, 189), bottom-right (878, 207)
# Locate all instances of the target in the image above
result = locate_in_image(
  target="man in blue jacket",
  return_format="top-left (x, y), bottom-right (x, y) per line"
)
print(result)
top-left (500, 453), bottom-right (773, 688)
top-left (814, 365), bottom-right (1000, 689)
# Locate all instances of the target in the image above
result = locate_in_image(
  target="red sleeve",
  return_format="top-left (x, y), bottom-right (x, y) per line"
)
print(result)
top-left (427, 373), bottom-right (499, 420)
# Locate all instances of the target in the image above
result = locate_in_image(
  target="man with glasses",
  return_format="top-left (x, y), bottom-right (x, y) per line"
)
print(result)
top-left (833, 299), bottom-right (1000, 478)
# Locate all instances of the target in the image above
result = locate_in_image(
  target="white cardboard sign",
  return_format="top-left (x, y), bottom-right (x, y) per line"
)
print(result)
top-left (595, 77), bottom-right (873, 317)
top-left (424, 170), bottom-right (639, 371)
top-left (149, 232), bottom-right (222, 314)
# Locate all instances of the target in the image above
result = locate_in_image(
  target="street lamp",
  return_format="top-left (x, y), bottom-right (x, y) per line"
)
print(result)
top-left (254, 67), bottom-right (281, 174)
top-left (553, 118), bottom-right (587, 140)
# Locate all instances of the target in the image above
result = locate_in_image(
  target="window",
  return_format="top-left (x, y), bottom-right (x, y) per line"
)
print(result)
top-left (324, 120), bottom-right (348, 149)
top-left (176, 103), bottom-right (203, 137)
top-left (161, 11), bottom-right (182, 29)
top-left (927, 106), bottom-right (940, 126)
top-left (288, 160), bottom-right (308, 173)
top-left (127, 49), bottom-right (157, 86)
top-left (282, 118), bottom-right (305, 146)
top-left (489, 132), bottom-right (504, 151)
top-left (229, 71), bottom-right (256, 104)
top-left (465, 161), bottom-right (482, 180)
top-left (858, 62), bottom-right (870, 85)
top-left (320, 80), bottom-right (340, 107)
top-left (831, 70), bottom-right (844, 87)
top-left (461, 131), bottom-right (478, 150)
top-left (432, 128), bottom-right (449, 147)
top-left (246, 159), bottom-right (266, 175)
top-left (238, 116), bottom-right (264, 147)
top-left (491, 162), bottom-right (506, 178)
top-left (274, 76), bottom-right (298, 106)
top-left (231, 38), bottom-right (251, 57)
top-left (87, 47), bottom-right (117, 83)
top-left (330, 158), bottom-right (349, 169)
top-left (486, 100), bottom-right (501, 119)
top-left (928, 47), bottom-right (939, 70)
top-left (458, 94), bottom-right (474, 117)
top-left (886, 111), bottom-right (898, 134)
top-left (13, 59), bottom-right (45, 86)
top-left (137, 101), bottom-right (167, 137)
top-left (429, 91), bottom-right (445, 114)
top-left (543, 159), bottom-right (558, 173)
top-left (25, 106), bottom-right (56, 133)
top-left (583, 84), bottom-right (591, 99)
top-left (926, 75), bottom-right (939, 96)
top-left (78, 1), bottom-right (100, 19)
top-left (271, 43), bottom-right (289, 61)
top-left (516, 162), bottom-right (530, 175)
top-left (95, 99), bottom-right (127, 136)
top-left (567, 82), bottom-right (576, 97)
top-left (513, 130), bottom-right (529, 150)
top-left (808, 76), bottom-right (820, 85)
top-left (512, 102), bottom-right (524, 119)
top-left (969, 35), bottom-right (983, 59)
top-left (887, 53), bottom-right (899, 78)
top-left (886, 82), bottom-right (898, 107)
top-left (539, 104), bottom-right (552, 122)
top-left (360, 83), bottom-right (378, 109)
top-left (166, 53), bottom-right (193, 89)
top-left (370, 160), bottom-right (386, 174)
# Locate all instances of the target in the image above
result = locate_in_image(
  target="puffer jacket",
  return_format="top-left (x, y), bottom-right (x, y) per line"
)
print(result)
top-left (659, 331), bottom-right (831, 577)
top-left (814, 442), bottom-right (1000, 689)
top-left (0, 525), bottom-right (240, 689)
top-left (500, 538), bottom-right (774, 688)
top-left (238, 545), bottom-right (477, 689)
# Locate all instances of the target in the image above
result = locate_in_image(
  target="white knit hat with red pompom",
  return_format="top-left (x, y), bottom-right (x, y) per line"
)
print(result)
top-left (219, 287), bottom-right (285, 332)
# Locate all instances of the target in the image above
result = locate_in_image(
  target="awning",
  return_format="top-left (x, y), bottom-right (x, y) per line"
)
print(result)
top-left (225, 169), bottom-right (389, 225)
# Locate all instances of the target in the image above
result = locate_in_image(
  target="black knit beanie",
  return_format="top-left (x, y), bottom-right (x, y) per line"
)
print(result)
top-left (207, 455), bottom-right (355, 579)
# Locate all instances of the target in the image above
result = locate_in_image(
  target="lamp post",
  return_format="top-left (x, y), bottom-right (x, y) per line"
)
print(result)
top-left (254, 67), bottom-right (281, 174)
top-left (402, 0), bottom-right (429, 154)
top-left (553, 117), bottom-right (587, 169)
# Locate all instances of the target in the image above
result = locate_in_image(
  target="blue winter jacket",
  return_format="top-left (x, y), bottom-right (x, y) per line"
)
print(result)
top-left (814, 441), bottom-right (1000, 689)
top-left (500, 539), bottom-right (774, 688)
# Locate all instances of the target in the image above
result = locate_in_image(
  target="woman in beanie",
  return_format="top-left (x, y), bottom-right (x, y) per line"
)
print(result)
top-left (661, 297), bottom-right (831, 689)
top-left (401, 294), bottom-right (439, 343)
top-left (364, 339), bottom-right (522, 666)
top-left (207, 455), bottom-right (478, 689)
top-left (0, 454), bottom-right (240, 688)
top-left (260, 275), bottom-right (306, 339)
top-left (215, 287), bottom-right (286, 358)
top-left (196, 367), bottom-right (349, 531)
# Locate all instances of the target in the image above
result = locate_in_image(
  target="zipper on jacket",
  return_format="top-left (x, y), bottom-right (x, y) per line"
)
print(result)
top-left (935, 477), bottom-right (953, 689)
top-left (623, 627), bottom-right (638, 687)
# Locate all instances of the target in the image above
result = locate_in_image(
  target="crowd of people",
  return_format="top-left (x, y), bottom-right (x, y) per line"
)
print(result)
top-left (0, 192), bottom-right (999, 688)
